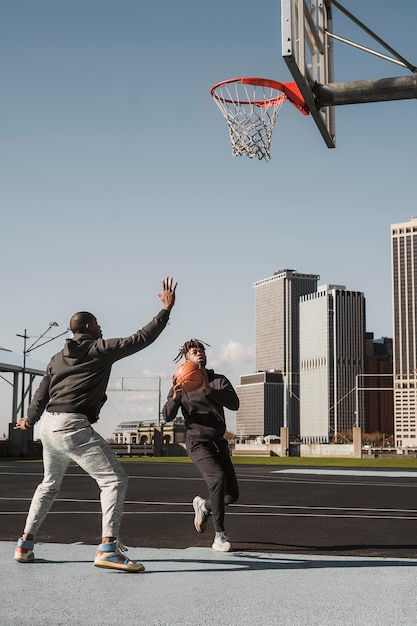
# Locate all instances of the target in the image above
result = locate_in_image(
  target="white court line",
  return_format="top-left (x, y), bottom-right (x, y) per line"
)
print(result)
top-left (1, 510), bottom-right (416, 520)
top-left (0, 471), bottom-right (201, 481)
top-left (3, 468), bottom-right (417, 479)
top-left (2, 496), bottom-right (417, 514)
top-left (273, 469), bottom-right (417, 478)
top-left (1, 497), bottom-right (417, 520)
top-left (2, 470), bottom-right (417, 489)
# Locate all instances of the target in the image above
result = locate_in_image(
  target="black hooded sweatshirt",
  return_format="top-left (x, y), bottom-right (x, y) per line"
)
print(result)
top-left (26, 309), bottom-right (170, 426)
top-left (162, 369), bottom-right (239, 442)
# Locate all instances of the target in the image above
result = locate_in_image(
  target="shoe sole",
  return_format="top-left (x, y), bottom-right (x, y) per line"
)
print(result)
top-left (94, 561), bottom-right (145, 572)
top-left (212, 545), bottom-right (232, 552)
top-left (212, 539), bottom-right (232, 552)
top-left (14, 550), bottom-right (35, 563)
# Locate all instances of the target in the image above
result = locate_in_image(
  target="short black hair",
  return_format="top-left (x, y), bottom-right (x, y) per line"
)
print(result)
top-left (70, 311), bottom-right (96, 334)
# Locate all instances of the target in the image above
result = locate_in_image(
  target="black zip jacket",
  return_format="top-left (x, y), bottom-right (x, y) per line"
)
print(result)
top-left (27, 309), bottom-right (170, 426)
top-left (162, 369), bottom-right (239, 442)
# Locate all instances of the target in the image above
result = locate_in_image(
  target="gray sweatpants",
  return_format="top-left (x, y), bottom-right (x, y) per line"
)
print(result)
top-left (23, 412), bottom-right (128, 539)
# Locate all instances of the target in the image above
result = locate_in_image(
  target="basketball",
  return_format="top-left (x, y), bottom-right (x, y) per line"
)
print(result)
top-left (173, 360), bottom-right (203, 392)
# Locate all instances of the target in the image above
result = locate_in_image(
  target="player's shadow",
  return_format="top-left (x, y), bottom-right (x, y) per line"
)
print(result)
top-left (238, 539), bottom-right (417, 556)
top-left (19, 558), bottom-right (93, 565)
top-left (139, 551), bottom-right (417, 574)
top-left (13, 553), bottom-right (417, 574)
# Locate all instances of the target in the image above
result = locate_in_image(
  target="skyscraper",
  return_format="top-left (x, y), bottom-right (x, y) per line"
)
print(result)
top-left (236, 269), bottom-right (319, 438)
top-left (391, 218), bottom-right (417, 447)
top-left (299, 285), bottom-right (366, 442)
top-left (366, 334), bottom-right (393, 437)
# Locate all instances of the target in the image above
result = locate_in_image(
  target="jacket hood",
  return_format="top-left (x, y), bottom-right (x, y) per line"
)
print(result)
top-left (63, 334), bottom-right (95, 363)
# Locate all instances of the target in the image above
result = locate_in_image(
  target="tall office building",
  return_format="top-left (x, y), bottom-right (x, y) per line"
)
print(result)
top-left (391, 218), bottom-right (417, 447)
top-left (366, 334), bottom-right (393, 437)
top-left (299, 285), bottom-right (366, 442)
top-left (236, 269), bottom-right (319, 438)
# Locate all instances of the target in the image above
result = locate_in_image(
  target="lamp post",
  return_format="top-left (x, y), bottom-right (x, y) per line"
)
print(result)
top-left (107, 375), bottom-right (162, 425)
top-left (157, 376), bottom-right (161, 426)
top-left (16, 322), bottom-right (69, 420)
top-left (355, 373), bottom-right (395, 430)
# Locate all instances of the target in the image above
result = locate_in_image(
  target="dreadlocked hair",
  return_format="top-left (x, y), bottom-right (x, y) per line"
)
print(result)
top-left (173, 338), bottom-right (211, 362)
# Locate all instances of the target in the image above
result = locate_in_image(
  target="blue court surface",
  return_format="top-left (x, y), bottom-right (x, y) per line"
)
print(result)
top-left (2, 540), bottom-right (417, 626)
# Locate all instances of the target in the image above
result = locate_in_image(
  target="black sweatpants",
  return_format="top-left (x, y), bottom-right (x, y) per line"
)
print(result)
top-left (187, 437), bottom-right (239, 533)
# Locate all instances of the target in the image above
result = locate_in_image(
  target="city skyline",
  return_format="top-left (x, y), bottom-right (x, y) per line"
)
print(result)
top-left (3, 262), bottom-right (392, 437)
top-left (236, 270), bottom-right (369, 442)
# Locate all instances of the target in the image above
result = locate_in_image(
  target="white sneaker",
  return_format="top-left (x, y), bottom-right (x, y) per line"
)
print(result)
top-left (212, 532), bottom-right (232, 552)
top-left (193, 496), bottom-right (209, 533)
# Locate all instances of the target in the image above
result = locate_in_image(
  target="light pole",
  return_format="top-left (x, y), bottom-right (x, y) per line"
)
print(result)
top-left (16, 329), bottom-right (29, 421)
top-left (157, 376), bottom-right (161, 426)
top-left (16, 322), bottom-right (69, 420)
top-left (355, 373), bottom-right (394, 430)
top-left (107, 376), bottom-right (162, 425)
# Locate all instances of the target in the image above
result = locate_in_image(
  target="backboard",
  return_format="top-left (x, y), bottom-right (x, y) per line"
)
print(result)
top-left (281, 0), bottom-right (336, 147)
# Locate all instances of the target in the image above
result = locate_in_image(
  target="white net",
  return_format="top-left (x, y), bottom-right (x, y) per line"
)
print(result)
top-left (212, 79), bottom-right (287, 161)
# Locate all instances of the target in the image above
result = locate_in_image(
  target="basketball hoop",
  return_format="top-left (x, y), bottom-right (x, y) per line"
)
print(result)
top-left (210, 78), bottom-right (309, 161)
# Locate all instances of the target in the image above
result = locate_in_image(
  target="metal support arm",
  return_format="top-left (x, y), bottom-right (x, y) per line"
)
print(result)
top-left (315, 75), bottom-right (417, 108)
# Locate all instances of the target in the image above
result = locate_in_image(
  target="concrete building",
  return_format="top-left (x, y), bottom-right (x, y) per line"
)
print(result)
top-left (112, 419), bottom-right (186, 456)
top-left (236, 269), bottom-right (319, 439)
top-left (391, 218), bottom-right (417, 447)
top-left (113, 419), bottom-right (185, 445)
top-left (235, 371), bottom-right (284, 440)
top-left (299, 285), bottom-right (366, 443)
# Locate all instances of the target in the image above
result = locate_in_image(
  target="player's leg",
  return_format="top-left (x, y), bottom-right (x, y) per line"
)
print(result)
top-left (68, 420), bottom-right (143, 572)
top-left (187, 440), bottom-right (232, 551)
top-left (69, 426), bottom-right (128, 538)
top-left (15, 413), bottom-right (70, 563)
top-left (216, 437), bottom-right (239, 506)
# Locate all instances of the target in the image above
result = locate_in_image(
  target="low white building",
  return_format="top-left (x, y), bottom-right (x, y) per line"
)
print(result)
top-left (112, 419), bottom-right (186, 449)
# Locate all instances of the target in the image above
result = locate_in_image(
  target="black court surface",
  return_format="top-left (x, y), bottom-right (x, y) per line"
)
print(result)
top-left (2, 460), bottom-right (417, 559)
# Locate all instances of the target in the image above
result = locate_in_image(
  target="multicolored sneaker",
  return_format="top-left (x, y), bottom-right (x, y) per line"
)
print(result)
top-left (212, 532), bottom-right (232, 552)
top-left (193, 496), bottom-right (209, 533)
top-left (94, 541), bottom-right (145, 572)
top-left (14, 537), bottom-right (35, 563)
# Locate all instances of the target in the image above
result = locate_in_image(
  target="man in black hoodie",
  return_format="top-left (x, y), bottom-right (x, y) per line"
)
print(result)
top-left (162, 339), bottom-right (240, 552)
top-left (13, 276), bottom-right (177, 572)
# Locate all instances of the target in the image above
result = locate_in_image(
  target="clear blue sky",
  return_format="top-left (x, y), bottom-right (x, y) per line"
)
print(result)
top-left (1, 0), bottom-right (416, 439)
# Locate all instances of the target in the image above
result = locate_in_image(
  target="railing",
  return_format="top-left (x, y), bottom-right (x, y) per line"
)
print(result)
top-left (110, 444), bottom-right (154, 457)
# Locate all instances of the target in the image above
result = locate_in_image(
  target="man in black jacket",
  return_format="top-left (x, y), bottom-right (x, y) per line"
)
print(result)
top-left (162, 339), bottom-right (239, 552)
top-left (13, 276), bottom-right (177, 572)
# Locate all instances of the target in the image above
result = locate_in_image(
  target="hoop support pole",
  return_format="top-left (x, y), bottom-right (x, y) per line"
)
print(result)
top-left (314, 75), bottom-right (417, 107)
